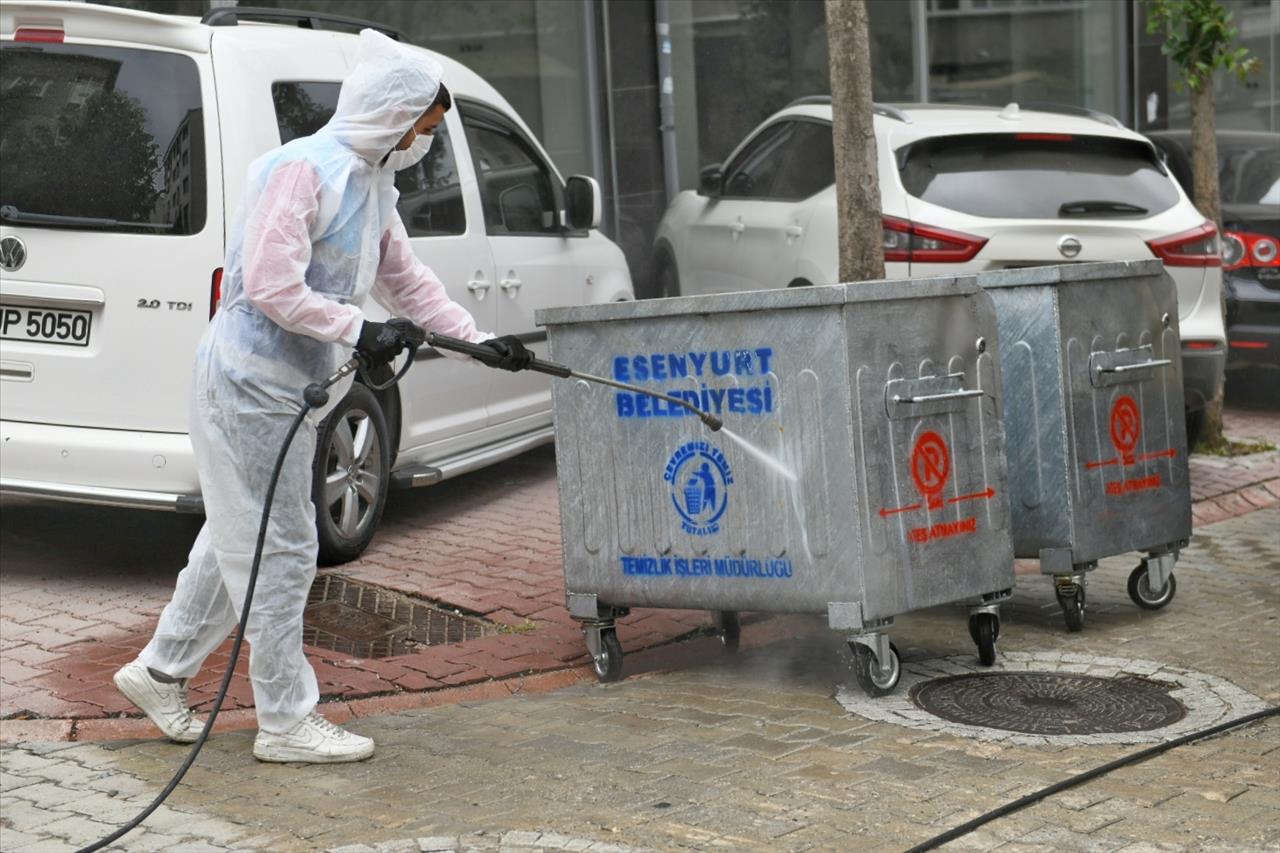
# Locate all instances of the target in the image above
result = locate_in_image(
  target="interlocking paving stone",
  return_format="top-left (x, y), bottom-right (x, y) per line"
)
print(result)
top-left (1, 507), bottom-right (1274, 851)
top-left (3, 400), bottom-right (1278, 850)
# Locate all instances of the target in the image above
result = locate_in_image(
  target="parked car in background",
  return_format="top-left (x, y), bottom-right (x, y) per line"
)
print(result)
top-left (0, 2), bottom-right (633, 563)
top-left (1146, 130), bottom-right (1279, 376)
top-left (654, 98), bottom-right (1226, 442)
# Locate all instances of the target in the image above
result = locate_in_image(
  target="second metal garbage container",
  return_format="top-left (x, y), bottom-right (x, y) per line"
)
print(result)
top-left (538, 277), bottom-right (1016, 696)
top-left (978, 260), bottom-right (1193, 631)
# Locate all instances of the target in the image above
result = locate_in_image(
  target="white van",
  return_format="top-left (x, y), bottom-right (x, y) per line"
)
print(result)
top-left (0, 2), bottom-right (634, 562)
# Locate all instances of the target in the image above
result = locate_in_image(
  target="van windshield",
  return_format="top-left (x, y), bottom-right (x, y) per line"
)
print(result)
top-left (0, 42), bottom-right (206, 235)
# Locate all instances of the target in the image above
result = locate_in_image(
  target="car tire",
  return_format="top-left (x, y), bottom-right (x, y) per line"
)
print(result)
top-left (312, 382), bottom-right (391, 566)
top-left (1184, 408), bottom-right (1204, 450)
top-left (656, 254), bottom-right (681, 299)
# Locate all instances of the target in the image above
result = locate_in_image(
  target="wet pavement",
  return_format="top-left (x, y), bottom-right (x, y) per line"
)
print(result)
top-left (2, 405), bottom-right (1278, 742)
top-left (2, 398), bottom-right (1279, 850)
top-left (1, 506), bottom-right (1277, 851)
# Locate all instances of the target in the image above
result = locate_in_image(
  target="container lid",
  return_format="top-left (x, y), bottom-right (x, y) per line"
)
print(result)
top-left (976, 259), bottom-right (1165, 290)
top-left (537, 274), bottom-right (981, 326)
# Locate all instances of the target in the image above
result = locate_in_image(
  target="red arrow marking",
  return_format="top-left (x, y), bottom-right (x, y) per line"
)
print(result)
top-left (879, 502), bottom-right (923, 518)
top-left (1086, 457), bottom-right (1120, 470)
top-left (1138, 448), bottom-right (1177, 462)
top-left (948, 487), bottom-right (996, 504)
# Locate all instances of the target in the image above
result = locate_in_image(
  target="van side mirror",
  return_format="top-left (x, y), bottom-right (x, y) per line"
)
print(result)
top-left (563, 175), bottom-right (602, 231)
top-left (698, 163), bottom-right (724, 198)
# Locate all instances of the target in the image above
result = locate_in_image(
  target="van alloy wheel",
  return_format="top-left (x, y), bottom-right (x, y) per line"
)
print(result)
top-left (313, 383), bottom-right (391, 565)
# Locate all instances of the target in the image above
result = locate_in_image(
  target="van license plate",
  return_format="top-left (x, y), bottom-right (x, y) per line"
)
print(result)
top-left (0, 305), bottom-right (93, 347)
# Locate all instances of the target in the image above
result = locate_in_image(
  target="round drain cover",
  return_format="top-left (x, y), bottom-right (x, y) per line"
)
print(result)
top-left (911, 672), bottom-right (1186, 735)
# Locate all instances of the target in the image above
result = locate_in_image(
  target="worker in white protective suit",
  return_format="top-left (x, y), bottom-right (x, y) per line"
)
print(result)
top-left (113, 30), bottom-right (532, 763)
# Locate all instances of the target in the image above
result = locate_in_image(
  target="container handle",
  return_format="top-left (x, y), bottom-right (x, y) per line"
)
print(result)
top-left (1095, 358), bottom-right (1172, 376)
top-left (892, 388), bottom-right (984, 404)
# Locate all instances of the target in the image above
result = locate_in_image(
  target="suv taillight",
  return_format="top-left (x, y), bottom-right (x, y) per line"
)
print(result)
top-left (1147, 222), bottom-right (1221, 267)
top-left (882, 216), bottom-right (988, 263)
top-left (210, 268), bottom-right (223, 319)
top-left (1223, 230), bottom-right (1279, 270)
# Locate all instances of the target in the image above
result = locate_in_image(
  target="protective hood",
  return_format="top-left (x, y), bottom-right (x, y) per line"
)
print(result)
top-left (322, 29), bottom-right (444, 164)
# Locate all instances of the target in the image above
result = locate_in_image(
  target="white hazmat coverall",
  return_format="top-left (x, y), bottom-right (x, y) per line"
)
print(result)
top-left (138, 30), bottom-right (491, 733)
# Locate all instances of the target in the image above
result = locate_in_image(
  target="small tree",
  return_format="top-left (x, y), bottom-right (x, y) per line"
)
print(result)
top-left (825, 0), bottom-right (884, 283)
top-left (1145, 0), bottom-right (1258, 449)
top-left (1145, 0), bottom-right (1258, 228)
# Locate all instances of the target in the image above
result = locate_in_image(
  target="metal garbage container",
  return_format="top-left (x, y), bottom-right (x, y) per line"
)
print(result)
top-left (537, 277), bottom-right (1016, 696)
top-left (977, 260), bottom-right (1192, 632)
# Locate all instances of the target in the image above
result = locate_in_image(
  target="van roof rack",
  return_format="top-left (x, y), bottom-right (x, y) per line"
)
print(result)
top-left (201, 6), bottom-right (405, 41)
top-left (785, 95), bottom-right (911, 123)
top-left (1016, 102), bottom-right (1125, 129)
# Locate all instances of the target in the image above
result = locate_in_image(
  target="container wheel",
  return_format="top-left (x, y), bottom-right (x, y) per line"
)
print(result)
top-left (716, 611), bottom-right (741, 654)
top-left (1056, 584), bottom-right (1085, 633)
top-left (592, 628), bottom-right (624, 683)
top-left (851, 641), bottom-right (901, 697)
top-left (1128, 563), bottom-right (1177, 610)
top-left (970, 614), bottom-right (998, 666)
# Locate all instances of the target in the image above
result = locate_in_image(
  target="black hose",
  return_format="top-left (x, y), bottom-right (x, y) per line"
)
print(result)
top-left (904, 705), bottom-right (1280, 853)
top-left (77, 402), bottom-right (315, 853)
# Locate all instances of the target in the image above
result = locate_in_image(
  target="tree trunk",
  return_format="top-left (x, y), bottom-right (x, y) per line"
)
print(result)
top-left (825, 0), bottom-right (884, 283)
top-left (1190, 77), bottom-right (1226, 448)
top-left (1190, 80), bottom-right (1222, 231)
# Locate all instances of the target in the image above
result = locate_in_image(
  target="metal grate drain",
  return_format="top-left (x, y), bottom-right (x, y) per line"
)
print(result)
top-left (303, 574), bottom-right (494, 659)
top-left (910, 672), bottom-right (1187, 735)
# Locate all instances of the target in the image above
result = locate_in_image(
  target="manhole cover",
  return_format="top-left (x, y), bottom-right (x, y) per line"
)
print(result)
top-left (837, 652), bottom-right (1270, 745)
top-left (910, 672), bottom-right (1186, 735)
top-left (303, 574), bottom-right (494, 659)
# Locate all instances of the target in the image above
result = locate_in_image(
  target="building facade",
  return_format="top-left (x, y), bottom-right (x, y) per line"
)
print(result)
top-left (102, 0), bottom-right (1279, 294)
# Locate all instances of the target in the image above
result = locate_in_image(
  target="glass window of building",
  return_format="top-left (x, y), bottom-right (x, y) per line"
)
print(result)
top-left (668, 0), bottom-right (914, 190)
top-left (1159, 0), bottom-right (1278, 132)
top-left (244, 0), bottom-right (602, 179)
top-left (926, 0), bottom-right (1126, 118)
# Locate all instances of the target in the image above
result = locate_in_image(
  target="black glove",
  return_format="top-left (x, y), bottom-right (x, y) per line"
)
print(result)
top-left (483, 335), bottom-right (534, 372)
top-left (356, 318), bottom-right (425, 368)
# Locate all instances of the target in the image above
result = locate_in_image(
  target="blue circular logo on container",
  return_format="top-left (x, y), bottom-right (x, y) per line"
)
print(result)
top-left (663, 441), bottom-right (733, 536)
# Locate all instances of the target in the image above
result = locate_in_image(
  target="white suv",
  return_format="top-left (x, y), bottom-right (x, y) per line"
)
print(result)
top-left (0, 2), bottom-right (633, 562)
top-left (653, 98), bottom-right (1225, 440)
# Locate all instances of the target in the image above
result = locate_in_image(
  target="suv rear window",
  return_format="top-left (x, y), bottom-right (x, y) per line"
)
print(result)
top-left (0, 43), bottom-right (206, 235)
top-left (898, 134), bottom-right (1180, 220)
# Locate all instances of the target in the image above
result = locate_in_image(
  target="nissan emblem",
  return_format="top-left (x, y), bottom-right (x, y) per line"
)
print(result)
top-left (1057, 235), bottom-right (1083, 259)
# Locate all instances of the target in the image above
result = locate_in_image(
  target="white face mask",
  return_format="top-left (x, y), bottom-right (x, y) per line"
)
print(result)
top-left (384, 132), bottom-right (433, 171)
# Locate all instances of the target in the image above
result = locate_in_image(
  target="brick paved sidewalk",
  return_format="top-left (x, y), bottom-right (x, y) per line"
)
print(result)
top-left (2, 508), bottom-right (1276, 851)
top-left (2, 407), bottom-right (1277, 744)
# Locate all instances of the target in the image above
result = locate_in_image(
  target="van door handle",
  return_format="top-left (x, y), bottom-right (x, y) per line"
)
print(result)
top-left (784, 225), bottom-right (804, 241)
top-left (466, 276), bottom-right (491, 300)
top-left (499, 276), bottom-right (523, 296)
top-left (731, 220), bottom-right (745, 240)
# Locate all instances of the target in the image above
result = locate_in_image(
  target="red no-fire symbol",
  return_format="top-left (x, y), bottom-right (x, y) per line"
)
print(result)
top-left (911, 431), bottom-right (951, 509)
top-left (1109, 395), bottom-right (1141, 465)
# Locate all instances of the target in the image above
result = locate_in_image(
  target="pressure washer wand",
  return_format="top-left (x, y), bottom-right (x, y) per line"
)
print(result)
top-left (426, 332), bottom-right (723, 432)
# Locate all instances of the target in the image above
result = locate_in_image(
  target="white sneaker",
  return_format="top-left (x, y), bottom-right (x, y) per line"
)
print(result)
top-left (113, 660), bottom-right (205, 744)
top-left (253, 712), bottom-right (374, 764)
